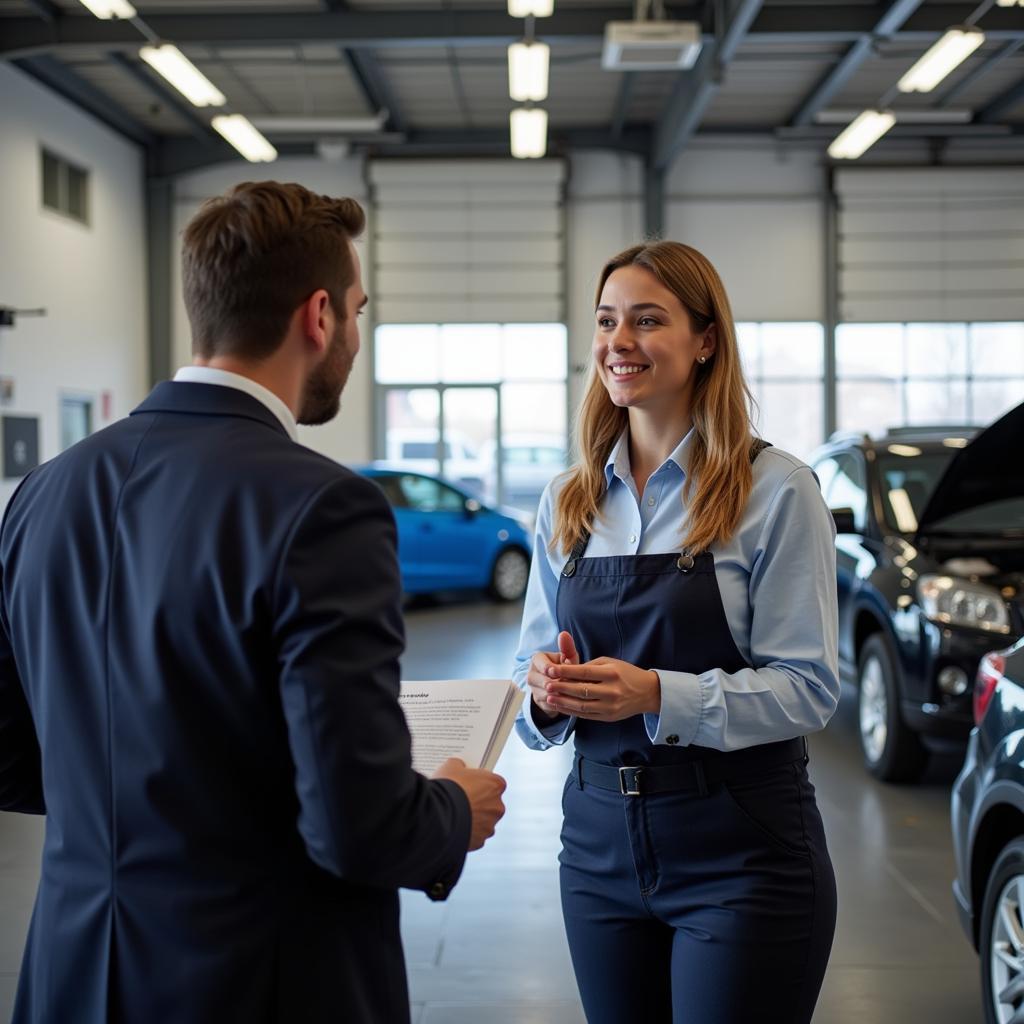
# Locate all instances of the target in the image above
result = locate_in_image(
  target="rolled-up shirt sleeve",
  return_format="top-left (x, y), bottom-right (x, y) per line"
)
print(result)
top-left (645, 465), bottom-right (840, 751)
top-left (513, 481), bottom-right (577, 751)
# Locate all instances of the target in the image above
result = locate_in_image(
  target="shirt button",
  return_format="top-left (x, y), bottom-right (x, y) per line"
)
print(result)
top-left (428, 882), bottom-right (447, 900)
top-left (666, 734), bottom-right (680, 745)
top-left (647, 497), bottom-right (656, 506)
top-left (629, 534), bottom-right (637, 544)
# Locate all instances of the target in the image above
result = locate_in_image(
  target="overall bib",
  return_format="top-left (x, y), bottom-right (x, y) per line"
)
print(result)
top-left (555, 480), bottom-right (837, 1023)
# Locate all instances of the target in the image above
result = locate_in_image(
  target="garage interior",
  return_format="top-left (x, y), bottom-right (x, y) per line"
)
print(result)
top-left (1, 0), bottom-right (1023, 1021)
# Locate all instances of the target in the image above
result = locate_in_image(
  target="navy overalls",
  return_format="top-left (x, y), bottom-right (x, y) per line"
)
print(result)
top-left (555, 448), bottom-right (837, 1024)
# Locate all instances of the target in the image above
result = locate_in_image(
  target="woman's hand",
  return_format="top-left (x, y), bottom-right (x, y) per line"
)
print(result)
top-left (544, 658), bottom-right (661, 722)
top-left (527, 632), bottom-right (579, 721)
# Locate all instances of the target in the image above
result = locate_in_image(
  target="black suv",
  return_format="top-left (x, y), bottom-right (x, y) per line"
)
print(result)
top-left (809, 402), bottom-right (1024, 782)
top-left (952, 635), bottom-right (1024, 1024)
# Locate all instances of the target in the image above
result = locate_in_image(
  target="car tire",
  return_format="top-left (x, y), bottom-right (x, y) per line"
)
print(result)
top-left (857, 633), bottom-right (928, 782)
top-left (488, 547), bottom-right (529, 602)
top-left (980, 837), bottom-right (1024, 1024)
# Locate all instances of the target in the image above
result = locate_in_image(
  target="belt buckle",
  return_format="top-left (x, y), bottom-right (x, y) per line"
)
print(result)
top-left (618, 766), bottom-right (643, 796)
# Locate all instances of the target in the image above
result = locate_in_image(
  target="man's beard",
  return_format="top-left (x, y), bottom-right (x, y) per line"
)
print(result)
top-left (298, 322), bottom-right (353, 426)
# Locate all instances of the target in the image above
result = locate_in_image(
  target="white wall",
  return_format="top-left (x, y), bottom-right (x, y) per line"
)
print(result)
top-left (0, 63), bottom-right (147, 511)
top-left (171, 157), bottom-right (371, 466)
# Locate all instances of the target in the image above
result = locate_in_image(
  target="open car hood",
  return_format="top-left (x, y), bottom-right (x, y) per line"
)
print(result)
top-left (915, 400), bottom-right (1024, 537)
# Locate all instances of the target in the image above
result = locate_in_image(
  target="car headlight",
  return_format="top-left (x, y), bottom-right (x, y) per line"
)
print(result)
top-left (917, 574), bottom-right (1011, 634)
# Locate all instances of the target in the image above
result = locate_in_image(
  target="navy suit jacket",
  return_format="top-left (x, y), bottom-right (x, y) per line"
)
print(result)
top-left (0, 381), bottom-right (471, 1024)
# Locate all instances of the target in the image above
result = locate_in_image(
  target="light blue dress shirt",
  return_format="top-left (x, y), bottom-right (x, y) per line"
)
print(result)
top-left (513, 427), bottom-right (840, 753)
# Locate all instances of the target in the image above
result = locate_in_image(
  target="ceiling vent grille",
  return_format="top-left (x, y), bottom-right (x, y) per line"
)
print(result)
top-left (601, 21), bottom-right (703, 71)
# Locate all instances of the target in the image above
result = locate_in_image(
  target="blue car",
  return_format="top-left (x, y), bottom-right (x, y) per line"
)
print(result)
top-left (357, 465), bottom-right (533, 601)
top-left (952, 637), bottom-right (1024, 1024)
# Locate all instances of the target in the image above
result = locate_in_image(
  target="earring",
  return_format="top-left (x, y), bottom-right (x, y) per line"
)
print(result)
top-left (698, 355), bottom-right (707, 364)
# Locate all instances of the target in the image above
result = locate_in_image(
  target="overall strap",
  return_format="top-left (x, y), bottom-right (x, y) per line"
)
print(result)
top-left (560, 437), bottom-right (772, 577)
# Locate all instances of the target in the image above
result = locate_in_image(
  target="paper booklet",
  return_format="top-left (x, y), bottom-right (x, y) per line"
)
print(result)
top-left (399, 679), bottom-right (522, 776)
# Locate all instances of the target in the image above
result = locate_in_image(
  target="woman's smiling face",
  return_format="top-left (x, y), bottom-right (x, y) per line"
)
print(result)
top-left (594, 264), bottom-right (715, 415)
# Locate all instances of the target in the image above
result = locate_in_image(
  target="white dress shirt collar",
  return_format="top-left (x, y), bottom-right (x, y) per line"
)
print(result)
top-left (173, 366), bottom-right (299, 442)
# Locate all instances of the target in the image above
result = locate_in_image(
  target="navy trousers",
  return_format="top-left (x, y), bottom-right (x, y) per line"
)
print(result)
top-left (559, 758), bottom-right (835, 1023)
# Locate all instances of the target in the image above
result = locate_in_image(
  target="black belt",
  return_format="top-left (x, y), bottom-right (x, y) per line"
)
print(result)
top-left (573, 737), bottom-right (808, 797)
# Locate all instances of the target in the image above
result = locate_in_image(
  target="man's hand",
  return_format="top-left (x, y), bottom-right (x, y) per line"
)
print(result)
top-left (543, 658), bottom-right (661, 722)
top-left (526, 631), bottom-right (578, 721)
top-left (433, 758), bottom-right (507, 851)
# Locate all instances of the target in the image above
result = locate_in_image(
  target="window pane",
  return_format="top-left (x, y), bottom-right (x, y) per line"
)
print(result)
top-left (836, 324), bottom-right (904, 378)
top-left (759, 323), bottom-right (824, 378)
top-left (970, 323), bottom-right (1024, 377)
top-left (375, 325), bottom-right (440, 384)
top-left (440, 324), bottom-right (501, 383)
top-left (42, 150), bottom-right (60, 211)
top-left (60, 397), bottom-right (91, 450)
top-left (66, 164), bottom-right (89, 223)
top-left (735, 323), bottom-right (761, 379)
top-left (905, 323), bottom-right (967, 377)
top-left (970, 380), bottom-right (1024, 424)
top-left (498, 382), bottom-right (567, 513)
top-left (838, 380), bottom-right (901, 435)
top-left (441, 388), bottom-right (494, 497)
top-left (502, 323), bottom-right (567, 380)
top-left (753, 381), bottom-right (823, 460)
top-left (905, 380), bottom-right (968, 424)
top-left (384, 388), bottom-right (441, 473)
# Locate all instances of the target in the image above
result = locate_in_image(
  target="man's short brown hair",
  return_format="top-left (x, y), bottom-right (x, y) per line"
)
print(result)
top-left (182, 181), bottom-right (365, 361)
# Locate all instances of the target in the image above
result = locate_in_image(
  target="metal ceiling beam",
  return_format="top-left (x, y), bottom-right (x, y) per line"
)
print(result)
top-left (788, 0), bottom-right (925, 127)
top-left (24, 0), bottom-right (61, 22)
top-left (107, 51), bottom-right (224, 148)
top-left (343, 49), bottom-right (406, 132)
top-left (611, 73), bottom-right (635, 140)
top-left (976, 73), bottom-right (1024, 124)
top-left (152, 127), bottom-right (651, 177)
top-left (4, 7), bottom-right (1024, 59)
top-left (12, 54), bottom-right (155, 148)
top-left (935, 39), bottom-right (1024, 108)
top-left (651, 0), bottom-right (764, 172)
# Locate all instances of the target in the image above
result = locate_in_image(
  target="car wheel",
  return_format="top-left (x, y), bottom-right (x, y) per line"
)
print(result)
top-left (857, 633), bottom-right (928, 782)
top-left (980, 838), bottom-right (1024, 1024)
top-left (488, 547), bottom-right (529, 602)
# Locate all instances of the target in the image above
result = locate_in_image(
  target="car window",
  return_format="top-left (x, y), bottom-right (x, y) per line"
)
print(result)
top-left (876, 452), bottom-right (954, 533)
top-left (812, 457), bottom-right (840, 500)
top-left (369, 474), bottom-right (408, 508)
top-left (400, 442), bottom-right (442, 460)
top-left (399, 474), bottom-right (465, 512)
top-left (827, 454), bottom-right (868, 532)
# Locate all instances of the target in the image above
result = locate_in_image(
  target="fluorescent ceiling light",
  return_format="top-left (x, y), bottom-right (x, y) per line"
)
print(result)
top-left (78, 0), bottom-right (136, 17)
top-left (508, 0), bottom-right (554, 16)
top-left (827, 109), bottom-right (896, 159)
top-left (508, 42), bottom-right (550, 102)
top-left (212, 115), bottom-right (278, 163)
top-left (897, 27), bottom-right (985, 93)
top-left (510, 107), bottom-right (547, 159)
top-left (996, 1), bottom-right (1024, 7)
top-left (139, 44), bottom-right (226, 108)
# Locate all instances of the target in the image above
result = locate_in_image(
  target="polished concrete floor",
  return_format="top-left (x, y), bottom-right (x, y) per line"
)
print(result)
top-left (0, 596), bottom-right (982, 1023)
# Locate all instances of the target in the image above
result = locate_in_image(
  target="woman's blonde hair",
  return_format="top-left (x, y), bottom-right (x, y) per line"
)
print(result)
top-left (552, 241), bottom-right (756, 556)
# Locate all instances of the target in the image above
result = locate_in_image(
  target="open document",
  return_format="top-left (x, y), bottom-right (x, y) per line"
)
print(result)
top-left (399, 679), bottom-right (521, 775)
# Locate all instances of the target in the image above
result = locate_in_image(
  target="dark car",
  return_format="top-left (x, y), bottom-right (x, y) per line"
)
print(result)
top-left (809, 401), bottom-right (1024, 781)
top-left (952, 636), bottom-right (1024, 1024)
top-left (357, 465), bottom-right (533, 602)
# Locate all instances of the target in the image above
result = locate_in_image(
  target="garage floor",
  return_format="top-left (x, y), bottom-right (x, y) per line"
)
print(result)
top-left (0, 598), bottom-right (983, 1023)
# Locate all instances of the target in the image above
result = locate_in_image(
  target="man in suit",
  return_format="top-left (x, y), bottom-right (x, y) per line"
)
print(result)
top-left (0, 181), bottom-right (506, 1023)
